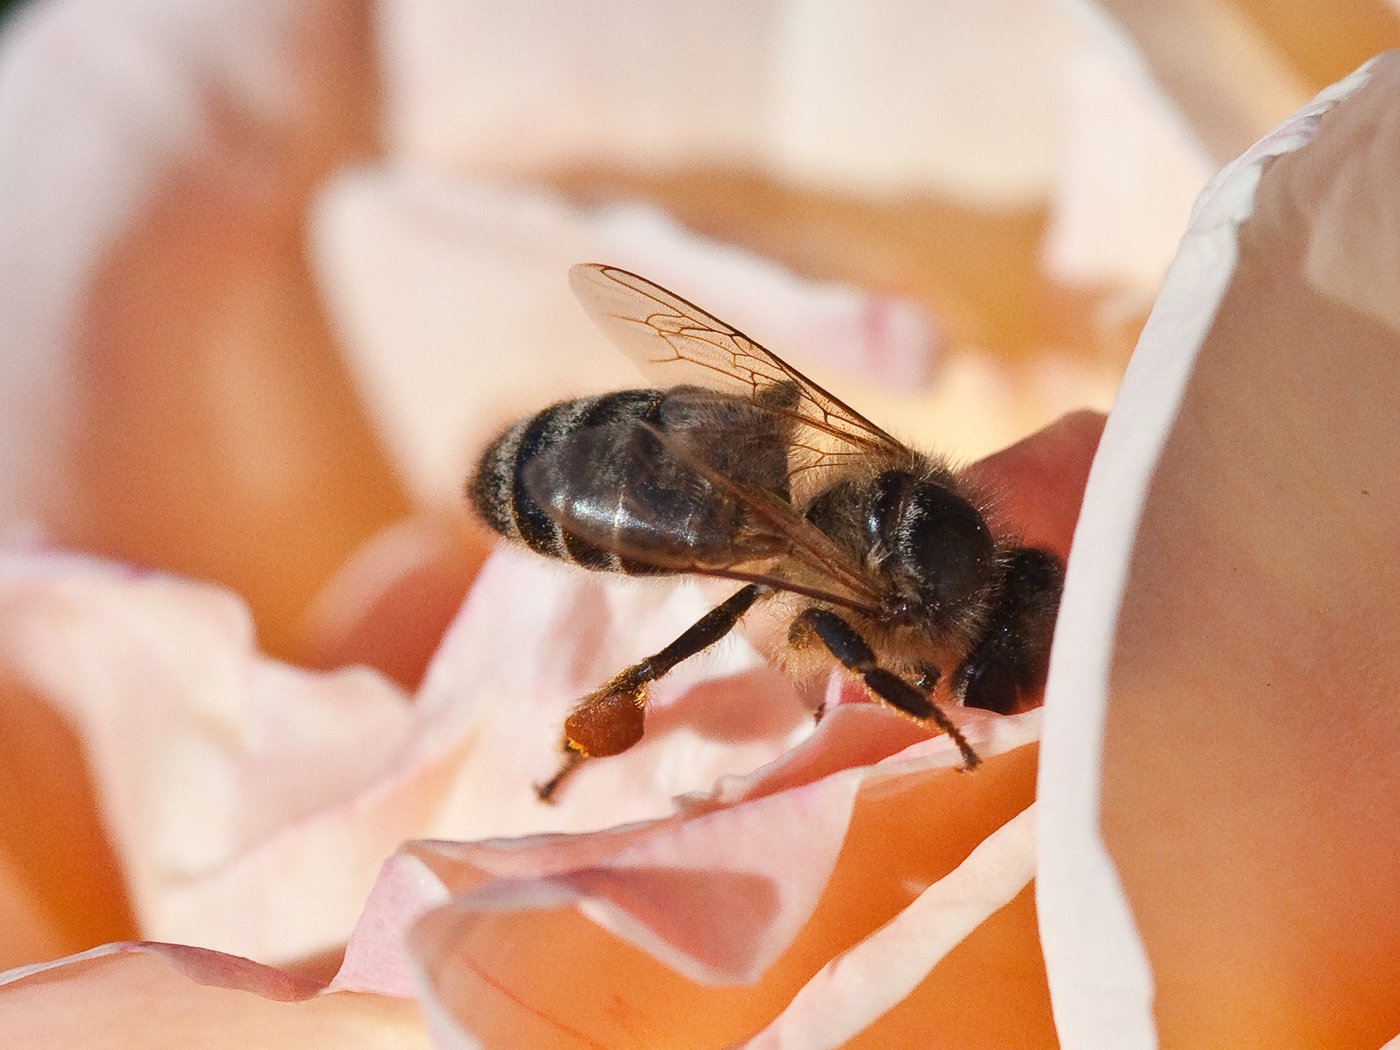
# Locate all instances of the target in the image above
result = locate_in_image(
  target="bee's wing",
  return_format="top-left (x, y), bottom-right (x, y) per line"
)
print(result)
top-left (569, 264), bottom-right (912, 480)
top-left (522, 417), bottom-right (887, 616)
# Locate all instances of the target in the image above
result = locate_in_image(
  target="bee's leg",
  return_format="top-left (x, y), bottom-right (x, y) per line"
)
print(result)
top-left (954, 547), bottom-right (1063, 715)
top-left (536, 583), bottom-right (769, 802)
top-left (792, 607), bottom-right (979, 771)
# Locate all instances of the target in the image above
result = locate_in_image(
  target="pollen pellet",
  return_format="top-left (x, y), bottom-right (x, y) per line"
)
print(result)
top-left (564, 690), bottom-right (646, 757)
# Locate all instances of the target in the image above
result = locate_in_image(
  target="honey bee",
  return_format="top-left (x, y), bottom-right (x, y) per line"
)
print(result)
top-left (469, 265), bottom-right (1063, 801)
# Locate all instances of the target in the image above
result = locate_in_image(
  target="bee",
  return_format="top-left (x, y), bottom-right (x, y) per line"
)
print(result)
top-left (468, 264), bottom-right (1063, 801)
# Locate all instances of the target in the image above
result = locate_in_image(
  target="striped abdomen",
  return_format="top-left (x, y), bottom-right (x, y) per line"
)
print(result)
top-left (468, 387), bottom-right (792, 575)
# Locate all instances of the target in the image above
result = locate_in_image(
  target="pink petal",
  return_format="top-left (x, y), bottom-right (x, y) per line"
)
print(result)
top-left (0, 942), bottom-right (428, 1048)
top-left (0, 549), bottom-right (420, 963)
top-left (1039, 54), bottom-right (1399, 1047)
top-left (0, 541), bottom-right (811, 975)
top-left (399, 546), bottom-right (812, 836)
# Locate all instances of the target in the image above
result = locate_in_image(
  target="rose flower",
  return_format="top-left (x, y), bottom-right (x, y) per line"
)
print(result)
top-left (1, 0), bottom-right (1397, 1047)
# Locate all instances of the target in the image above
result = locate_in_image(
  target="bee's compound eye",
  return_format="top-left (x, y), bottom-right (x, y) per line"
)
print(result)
top-left (564, 689), bottom-right (646, 758)
top-left (910, 486), bottom-right (994, 608)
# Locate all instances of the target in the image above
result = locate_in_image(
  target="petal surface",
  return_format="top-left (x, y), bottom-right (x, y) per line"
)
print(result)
top-left (1039, 54), bottom-right (1400, 1048)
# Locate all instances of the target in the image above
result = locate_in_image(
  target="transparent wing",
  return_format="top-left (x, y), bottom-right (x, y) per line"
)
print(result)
top-left (569, 264), bottom-right (912, 485)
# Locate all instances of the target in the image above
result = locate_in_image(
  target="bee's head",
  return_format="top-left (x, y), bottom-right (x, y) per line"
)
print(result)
top-left (871, 473), bottom-right (995, 622)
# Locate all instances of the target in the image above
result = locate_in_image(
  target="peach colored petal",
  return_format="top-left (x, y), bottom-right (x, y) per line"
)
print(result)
top-left (741, 805), bottom-right (1036, 1049)
top-left (0, 942), bottom-right (429, 1048)
top-left (0, 0), bottom-right (407, 657)
top-left (310, 170), bottom-right (943, 505)
top-left (0, 556), bottom-right (140, 966)
top-left (402, 719), bottom-right (1045, 1048)
top-left (1038, 55), bottom-right (1391, 1047)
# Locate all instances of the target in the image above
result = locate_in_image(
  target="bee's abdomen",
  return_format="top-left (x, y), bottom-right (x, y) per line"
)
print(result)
top-left (469, 390), bottom-right (666, 572)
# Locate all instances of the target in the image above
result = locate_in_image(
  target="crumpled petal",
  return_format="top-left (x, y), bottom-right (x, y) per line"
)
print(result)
top-left (1038, 53), bottom-right (1400, 1048)
top-left (0, 942), bottom-right (428, 1049)
top-left (0, 539), bottom-right (811, 970)
top-left (402, 713), bottom-right (1046, 1048)
top-left (0, 549), bottom-right (420, 963)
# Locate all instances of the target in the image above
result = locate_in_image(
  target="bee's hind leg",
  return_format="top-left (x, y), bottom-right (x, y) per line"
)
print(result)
top-left (536, 582), bottom-right (770, 802)
top-left (791, 607), bottom-right (980, 771)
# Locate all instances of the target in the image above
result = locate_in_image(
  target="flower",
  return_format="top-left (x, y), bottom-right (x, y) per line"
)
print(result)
top-left (1, 0), bottom-right (1396, 1046)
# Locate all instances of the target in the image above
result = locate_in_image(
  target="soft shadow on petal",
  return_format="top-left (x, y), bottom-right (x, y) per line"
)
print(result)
top-left (0, 942), bottom-right (428, 1049)
top-left (1040, 54), bottom-right (1400, 1049)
